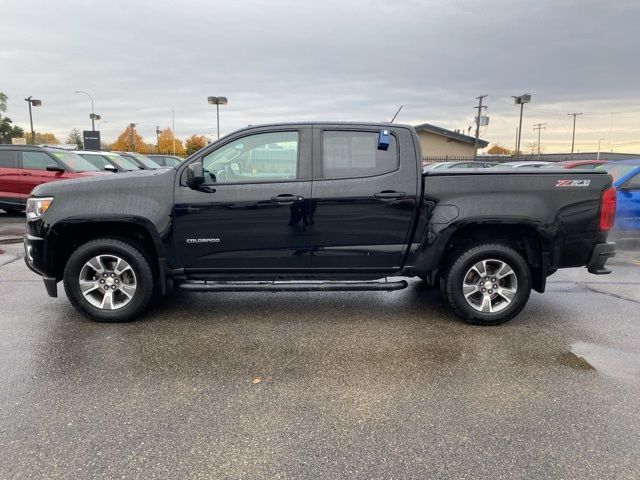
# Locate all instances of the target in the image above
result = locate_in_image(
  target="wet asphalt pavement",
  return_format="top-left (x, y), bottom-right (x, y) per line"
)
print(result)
top-left (1, 212), bottom-right (640, 478)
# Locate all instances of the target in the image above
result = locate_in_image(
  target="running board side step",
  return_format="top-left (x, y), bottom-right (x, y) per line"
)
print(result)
top-left (176, 280), bottom-right (408, 292)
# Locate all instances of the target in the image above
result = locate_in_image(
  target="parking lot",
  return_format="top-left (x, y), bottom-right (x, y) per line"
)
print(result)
top-left (0, 210), bottom-right (639, 479)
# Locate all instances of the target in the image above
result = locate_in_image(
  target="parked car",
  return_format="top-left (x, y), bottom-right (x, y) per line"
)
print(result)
top-left (76, 150), bottom-right (142, 172)
top-left (597, 159), bottom-right (640, 236)
top-left (423, 161), bottom-right (497, 171)
top-left (24, 122), bottom-right (615, 325)
top-left (545, 160), bottom-right (609, 169)
top-left (146, 154), bottom-right (183, 167)
top-left (114, 152), bottom-right (163, 169)
top-left (0, 145), bottom-right (102, 213)
top-left (494, 161), bottom-right (552, 168)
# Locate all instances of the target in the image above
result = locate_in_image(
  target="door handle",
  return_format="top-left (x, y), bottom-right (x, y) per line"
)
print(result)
top-left (271, 194), bottom-right (304, 203)
top-left (20, 172), bottom-right (32, 176)
top-left (374, 191), bottom-right (406, 199)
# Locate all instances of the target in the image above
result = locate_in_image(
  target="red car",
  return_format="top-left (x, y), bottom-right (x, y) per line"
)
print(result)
top-left (0, 145), bottom-right (102, 213)
top-left (551, 159), bottom-right (609, 169)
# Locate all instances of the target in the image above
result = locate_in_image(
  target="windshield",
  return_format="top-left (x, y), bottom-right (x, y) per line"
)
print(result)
top-left (132, 154), bottom-right (162, 169)
top-left (48, 151), bottom-right (101, 172)
top-left (598, 163), bottom-right (638, 181)
top-left (105, 153), bottom-right (139, 171)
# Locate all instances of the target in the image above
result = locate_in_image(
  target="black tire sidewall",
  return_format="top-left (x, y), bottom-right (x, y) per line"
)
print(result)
top-left (445, 244), bottom-right (531, 325)
top-left (63, 239), bottom-right (154, 322)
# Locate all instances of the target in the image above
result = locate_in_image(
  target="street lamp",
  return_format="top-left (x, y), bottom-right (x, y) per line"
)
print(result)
top-left (207, 96), bottom-right (228, 139)
top-left (156, 125), bottom-right (161, 150)
top-left (74, 90), bottom-right (100, 131)
top-left (24, 96), bottom-right (42, 145)
top-left (129, 123), bottom-right (137, 151)
top-left (512, 93), bottom-right (531, 159)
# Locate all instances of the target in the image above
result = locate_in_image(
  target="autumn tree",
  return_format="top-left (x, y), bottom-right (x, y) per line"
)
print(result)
top-left (66, 128), bottom-right (83, 148)
top-left (185, 134), bottom-right (207, 155)
top-left (156, 127), bottom-right (185, 155)
top-left (111, 125), bottom-right (145, 151)
top-left (23, 132), bottom-right (59, 144)
top-left (487, 144), bottom-right (511, 155)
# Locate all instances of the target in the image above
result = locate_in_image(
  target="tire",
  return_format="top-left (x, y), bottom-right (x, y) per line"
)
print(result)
top-left (442, 243), bottom-right (531, 325)
top-left (63, 238), bottom-right (155, 322)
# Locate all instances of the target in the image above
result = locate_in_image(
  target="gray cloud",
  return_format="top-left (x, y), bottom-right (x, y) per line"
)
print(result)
top-left (2, 0), bottom-right (640, 152)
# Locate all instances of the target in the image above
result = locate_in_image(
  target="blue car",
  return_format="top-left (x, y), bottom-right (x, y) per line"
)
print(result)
top-left (599, 159), bottom-right (640, 236)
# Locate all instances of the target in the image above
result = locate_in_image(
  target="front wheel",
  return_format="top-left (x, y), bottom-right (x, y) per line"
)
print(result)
top-left (442, 243), bottom-right (531, 325)
top-left (63, 238), bottom-right (155, 322)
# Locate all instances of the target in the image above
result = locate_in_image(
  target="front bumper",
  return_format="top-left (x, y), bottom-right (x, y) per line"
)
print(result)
top-left (587, 242), bottom-right (616, 274)
top-left (23, 233), bottom-right (58, 297)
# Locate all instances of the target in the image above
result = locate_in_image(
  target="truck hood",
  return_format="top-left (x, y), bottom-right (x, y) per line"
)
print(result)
top-left (31, 167), bottom-right (177, 197)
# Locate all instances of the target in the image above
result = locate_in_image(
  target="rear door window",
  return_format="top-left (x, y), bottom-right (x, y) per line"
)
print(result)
top-left (0, 150), bottom-right (17, 168)
top-left (321, 131), bottom-right (398, 179)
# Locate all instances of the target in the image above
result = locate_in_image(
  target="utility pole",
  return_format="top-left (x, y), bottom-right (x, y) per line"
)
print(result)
top-left (568, 112), bottom-right (582, 159)
top-left (533, 123), bottom-right (546, 160)
top-left (512, 94), bottom-right (531, 160)
top-left (473, 95), bottom-right (488, 160)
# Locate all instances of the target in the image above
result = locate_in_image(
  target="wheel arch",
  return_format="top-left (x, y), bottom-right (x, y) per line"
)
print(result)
top-left (49, 219), bottom-right (162, 281)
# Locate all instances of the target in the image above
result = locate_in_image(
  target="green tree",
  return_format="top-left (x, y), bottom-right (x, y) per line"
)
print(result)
top-left (66, 128), bottom-right (84, 148)
top-left (0, 92), bottom-right (25, 144)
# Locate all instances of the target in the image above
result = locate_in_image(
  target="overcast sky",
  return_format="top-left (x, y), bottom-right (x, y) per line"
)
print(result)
top-left (2, 0), bottom-right (640, 153)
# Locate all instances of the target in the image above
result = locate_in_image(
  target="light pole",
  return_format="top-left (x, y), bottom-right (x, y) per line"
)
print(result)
top-left (568, 112), bottom-right (583, 159)
top-left (74, 90), bottom-right (100, 131)
top-left (512, 93), bottom-right (531, 160)
top-left (24, 96), bottom-right (42, 145)
top-left (129, 123), bottom-right (137, 151)
top-left (597, 138), bottom-right (607, 160)
top-left (156, 126), bottom-right (161, 151)
top-left (207, 96), bottom-right (228, 139)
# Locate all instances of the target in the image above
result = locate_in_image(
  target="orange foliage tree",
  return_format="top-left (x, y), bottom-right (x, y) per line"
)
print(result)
top-left (156, 128), bottom-right (185, 155)
top-left (487, 144), bottom-right (511, 155)
top-left (111, 125), bottom-right (145, 152)
top-left (185, 134), bottom-right (207, 155)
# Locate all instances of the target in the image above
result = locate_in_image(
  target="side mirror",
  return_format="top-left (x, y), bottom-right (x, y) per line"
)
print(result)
top-left (104, 164), bottom-right (118, 173)
top-left (186, 159), bottom-right (205, 188)
top-left (46, 164), bottom-right (65, 172)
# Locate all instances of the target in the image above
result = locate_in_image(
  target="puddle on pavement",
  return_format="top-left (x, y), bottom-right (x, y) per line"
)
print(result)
top-left (559, 341), bottom-right (640, 383)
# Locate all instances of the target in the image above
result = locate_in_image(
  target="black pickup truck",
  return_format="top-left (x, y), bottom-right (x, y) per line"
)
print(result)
top-left (23, 122), bottom-right (616, 325)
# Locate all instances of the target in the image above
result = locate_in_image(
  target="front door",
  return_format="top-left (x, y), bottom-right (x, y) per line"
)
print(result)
top-left (308, 126), bottom-right (419, 272)
top-left (173, 127), bottom-right (313, 272)
top-left (17, 150), bottom-right (66, 200)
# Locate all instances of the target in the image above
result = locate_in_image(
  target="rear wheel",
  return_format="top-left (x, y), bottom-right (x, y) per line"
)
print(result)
top-left (63, 238), bottom-right (154, 322)
top-left (442, 243), bottom-right (531, 325)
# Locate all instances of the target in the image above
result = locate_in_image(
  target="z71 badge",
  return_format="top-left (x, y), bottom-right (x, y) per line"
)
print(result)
top-left (556, 179), bottom-right (591, 187)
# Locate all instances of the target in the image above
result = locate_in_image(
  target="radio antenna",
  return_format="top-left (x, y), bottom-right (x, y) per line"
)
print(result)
top-left (390, 105), bottom-right (403, 123)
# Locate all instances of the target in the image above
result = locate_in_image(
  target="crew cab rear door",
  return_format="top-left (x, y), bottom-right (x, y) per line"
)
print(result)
top-left (173, 125), bottom-right (313, 271)
top-left (308, 125), bottom-right (420, 271)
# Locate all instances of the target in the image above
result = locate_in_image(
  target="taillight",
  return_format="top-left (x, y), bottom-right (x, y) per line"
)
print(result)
top-left (599, 187), bottom-right (616, 231)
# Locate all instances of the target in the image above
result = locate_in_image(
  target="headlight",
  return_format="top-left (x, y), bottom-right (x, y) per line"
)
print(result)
top-left (26, 197), bottom-right (54, 221)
